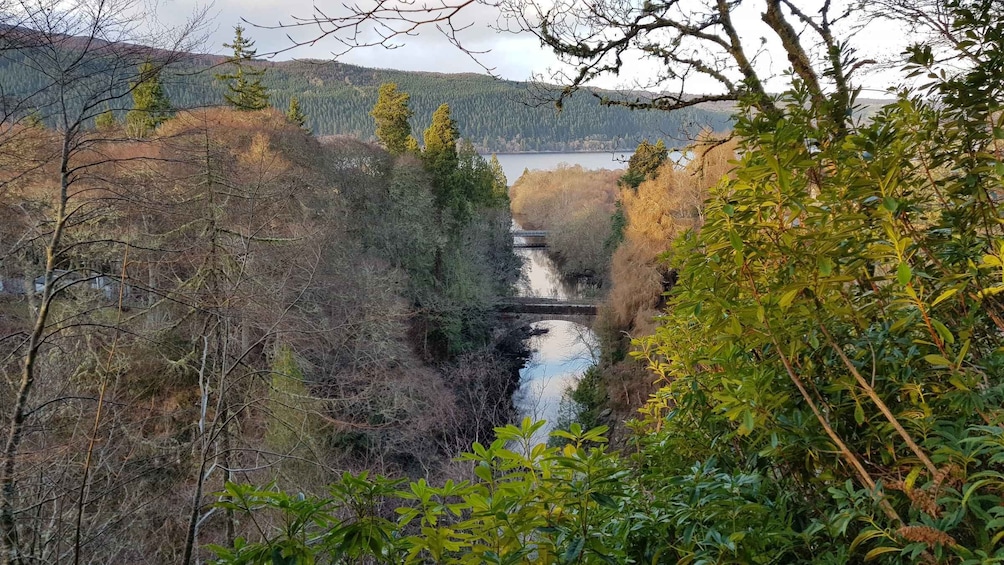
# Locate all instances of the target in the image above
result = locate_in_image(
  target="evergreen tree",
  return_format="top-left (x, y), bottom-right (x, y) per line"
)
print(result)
top-left (95, 108), bottom-right (117, 130)
top-left (126, 61), bottom-right (171, 137)
top-left (216, 25), bottom-right (269, 111)
top-left (370, 83), bottom-right (413, 154)
top-left (488, 154), bottom-right (508, 203)
top-left (286, 96), bottom-right (309, 132)
top-left (621, 139), bottom-right (669, 188)
top-left (423, 103), bottom-right (458, 165)
top-left (423, 103), bottom-right (460, 210)
top-left (404, 135), bottom-right (420, 154)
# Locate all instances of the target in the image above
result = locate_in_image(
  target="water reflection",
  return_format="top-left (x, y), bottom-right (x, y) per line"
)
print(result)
top-left (515, 320), bottom-right (598, 445)
top-left (514, 248), bottom-right (583, 300)
top-left (513, 222), bottom-right (599, 444)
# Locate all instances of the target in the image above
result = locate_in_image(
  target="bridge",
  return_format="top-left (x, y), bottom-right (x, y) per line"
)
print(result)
top-left (496, 296), bottom-right (597, 325)
top-left (512, 230), bottom-right (548, 249)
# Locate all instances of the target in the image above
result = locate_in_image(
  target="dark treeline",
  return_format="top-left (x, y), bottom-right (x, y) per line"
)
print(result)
top-left (0, 48), bottom-right (732, 152)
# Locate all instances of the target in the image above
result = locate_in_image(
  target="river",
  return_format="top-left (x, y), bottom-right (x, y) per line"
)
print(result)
top-left (512, 226), bottom-right (599, 445)
top-left (500, 152), bottom-right (622, 444)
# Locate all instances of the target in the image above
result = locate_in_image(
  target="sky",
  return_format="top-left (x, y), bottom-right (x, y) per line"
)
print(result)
top-left (157, 0), bottom-right (914, 95)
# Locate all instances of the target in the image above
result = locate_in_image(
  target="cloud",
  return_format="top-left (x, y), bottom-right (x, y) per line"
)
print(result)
top-left (156, 0), bottom-right (558, 81)
top-left (159, 0), bottom-right (909, 91)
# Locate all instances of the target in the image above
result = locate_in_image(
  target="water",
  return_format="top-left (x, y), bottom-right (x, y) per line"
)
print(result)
top-left (514, 247), bottom-right (585, 300)
top-left (512, 227), bottom-right (598, 445)
top-left (492, 152), bottom-right (632, 184)
top-left (490, 150), bottom-right (688, 185)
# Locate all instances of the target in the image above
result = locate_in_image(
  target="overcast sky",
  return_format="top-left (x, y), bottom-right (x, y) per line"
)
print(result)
top-left (158, 0), bottom-right (912, 94)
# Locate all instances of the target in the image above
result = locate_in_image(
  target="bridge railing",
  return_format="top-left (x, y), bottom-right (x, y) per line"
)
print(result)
top-left (512, 230), bottom-right (548, 238)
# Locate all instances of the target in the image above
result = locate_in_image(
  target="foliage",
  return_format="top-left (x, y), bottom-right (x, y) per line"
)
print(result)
top-left (510, 165), bottom-right (621, 281)
top-left (266, 347), bottom-right (327, 481)
top-left (210, 419), bottom-right (835, 564)
top-left (603, 199), bottom-right (626, 253)
top-left (488, 154), bottom-right (507, 196)
top-left (95, 107), bottom-right (117, 130)
top-left (126, 61), bottom-right (172, 137)
top-left (422, 103), bottom-right (461, 208)
top-left (371, 82), bottom-right (414, 154)
top-left (216, 25), bottom-right (270, 111)
top-left (213, 3), bottom-right (1004, 563)
top-left (211, 420), bottom-right (633, 565)
top-left (0, 103), bottom-right (521, 561)
top-left (285, 96), bottom-right (309, 132)
top-left (619, 139), bottom-right (667, 189)
top-left (0, 49), bottom-right (732, 150)
top-left (631, 2), bottom-right (1004, 560)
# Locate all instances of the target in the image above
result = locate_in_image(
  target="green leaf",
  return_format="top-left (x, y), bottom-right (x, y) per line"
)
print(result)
top-left (818, 257), bottom-right (833, 277)
top-left (778, 288), bottom-right (801, 310)
top-left (930, 319), bottom-right (954, 345)
top-left (850, 528), bottom-right (887, 552)
top-left (728, 229), bottom-right (744, 252)
top-left (864, 546), bottom-right (901, 561)
top-left (923, 354), bottom-right (952, 367)
top-left (589, 492), bottom-right (618, 508)
top-left (931, 287), bottom-right (958, 307)
top-left (897, 262), bottom-right (912, 286)
top-left (854, 402), bottom-right (865, 425)
top-left (564, 537), bottom-right (585, 562)
top-left (735, 409), bottom-right (755, 436)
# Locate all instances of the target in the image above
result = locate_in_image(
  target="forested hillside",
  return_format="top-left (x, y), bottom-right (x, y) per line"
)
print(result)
top-left (0, 17), bottom-right (532, 558)
top-left (0, 47), bottom-right (732, 152)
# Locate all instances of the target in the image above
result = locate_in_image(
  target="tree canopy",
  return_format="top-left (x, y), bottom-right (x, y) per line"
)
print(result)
top-left (126, 61), bottom-right (172, 137)
top-left (370, 82), bottom-right (414, 154)
top-left (620, 139), bottom-right (668, 189)
top-left (286, 95), bottom-right (308, 132)
top-left (216, 25), bottom-right (270, 111)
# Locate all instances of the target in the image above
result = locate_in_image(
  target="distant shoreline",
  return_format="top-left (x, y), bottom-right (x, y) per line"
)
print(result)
top-left (483, 150), bottom-right (634, 156)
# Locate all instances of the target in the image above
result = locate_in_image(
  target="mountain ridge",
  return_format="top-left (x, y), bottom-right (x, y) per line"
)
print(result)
top-left (0, 32), bottom-right (734, 152)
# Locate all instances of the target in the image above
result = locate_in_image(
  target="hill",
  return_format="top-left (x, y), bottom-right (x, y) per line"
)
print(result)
top-left (0, 44), bottom-right (732, 152)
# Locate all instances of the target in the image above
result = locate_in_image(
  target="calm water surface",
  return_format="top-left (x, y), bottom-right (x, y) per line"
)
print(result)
top-left (491, 152), bottom-right (632, 184)
top-left (512, 225), bottom-right (598, 445)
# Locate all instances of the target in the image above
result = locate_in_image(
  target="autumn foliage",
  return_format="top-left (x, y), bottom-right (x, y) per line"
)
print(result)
top-left (509, 164), bottom-right (621, 280)
top-left (0, 107), bottom-right (521, 562)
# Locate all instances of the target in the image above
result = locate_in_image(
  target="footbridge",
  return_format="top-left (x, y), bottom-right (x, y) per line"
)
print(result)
top-left (496, 296), bottom-right (597, 325)
top-left (513, 230), bottom-right (548, 249)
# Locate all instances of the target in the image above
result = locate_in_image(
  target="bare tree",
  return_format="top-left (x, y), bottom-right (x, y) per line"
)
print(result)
top-left (267, 1), bottom-right (895, 121)
top-left (0, 1), bottom-right (206, 562)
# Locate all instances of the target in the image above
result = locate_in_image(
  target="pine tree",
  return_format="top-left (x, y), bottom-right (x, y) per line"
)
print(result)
top-left (370, 83), bottom-right (413, 154)
top-left (488, 154), bottom-right (508, 202)
top-left (126, 61), bottom-right (171, 137)
top-left (286, 96), bottom-right (309, 132)
top-left (423, 103), bottom-right (458, 165)
top-left (404, 135), bottom-right (420, 154)
top-left (216, 25), bottom-right (270, 111)
top-left (423, 103), bottom-right (460, 209)
top-left (24, 111), bottom-right (42, 128)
